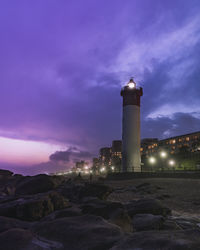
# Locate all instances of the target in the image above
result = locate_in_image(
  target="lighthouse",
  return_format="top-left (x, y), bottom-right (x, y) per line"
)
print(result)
top-left (121, 78), bottom-right (143, 172)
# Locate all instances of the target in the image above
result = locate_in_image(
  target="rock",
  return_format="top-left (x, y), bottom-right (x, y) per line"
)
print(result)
top-left (0, 228), bottom-right (35, 250)
top-left (60, 183), bottom-right (85, 202)
top-left (61, 182), bottom-right (113, 202)
top-left (80, 198), bottom-right (132, 232)
top-left (109, 208), bottom-right (133, 232)
top-left (15, 174), bottom-right (64, 195)
top-left (133, 214), bottom-right (164, 231)
top-left (0, 169), bottom-right (13, 178)
top-left (4, 185), bottom-right (16, 196)
top-left (42, 206), bottom-right (82, 221)
top-left (0, 216), bottom-right (31, 233)
top-left (172, 216), bottom-right (200, 230)
top-left (162, 219), bottom-right (182, 230)
top-left (0, 191), bottom-right (69, 221)
top-left (111, 230), bottom-right (200, 250)
top-left (79, 182), bottom-right (113, 200)
top-left (81, 198), bottom-right (123, 219)
top-left (33, 214), bottom-right (123, 250)
top-left (126, 198), bottom-right (171, 217)
top-left (156, 194), bottom-right (171, 200)
top-left (0, 228), bottom-right (63, 250)
top-left (126, 186), bottom-right (137, 192)
top-left (136, 183), bottom-right (151, 189)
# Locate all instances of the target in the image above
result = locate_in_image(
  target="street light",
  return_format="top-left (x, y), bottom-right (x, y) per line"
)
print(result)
top-left (111, 166), bottom-right (115, 171)
top-left (149, 157), bottom-right (156, 164)
top-left (160, 151), bottom-right (167, 158)
top-left (169, 160), bottom-right (175, 166)
top-left (100, 167), bottom-right (105, 173)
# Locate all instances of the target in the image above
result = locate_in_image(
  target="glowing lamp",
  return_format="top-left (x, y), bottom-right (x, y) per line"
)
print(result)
top-left (100, 167), bottom-right (105, 172)
top-left (169, 160), bottom-right (175, 166)
top-left (149, 157), bottom-right (156, 164)
top-left (128, 78), bottom-right (136, 89)
top-left (160, 151), bottom-right (167, 158)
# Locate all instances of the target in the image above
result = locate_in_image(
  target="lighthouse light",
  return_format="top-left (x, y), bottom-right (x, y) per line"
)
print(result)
top-left (128, 82), bottom-right (136, 88)
top-left (127, 79), bottom-right (136, 89)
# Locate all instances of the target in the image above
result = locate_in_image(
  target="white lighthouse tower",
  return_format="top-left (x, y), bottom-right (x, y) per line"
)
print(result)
top-left (121, 78), bottom-right (143, 172)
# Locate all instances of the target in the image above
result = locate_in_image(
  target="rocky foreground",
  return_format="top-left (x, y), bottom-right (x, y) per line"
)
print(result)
top-left (0, 169), bottom-right (200, 250)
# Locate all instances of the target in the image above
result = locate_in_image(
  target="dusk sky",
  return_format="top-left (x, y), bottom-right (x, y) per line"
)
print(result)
top-left (0, 0), bottom-right (200, 174)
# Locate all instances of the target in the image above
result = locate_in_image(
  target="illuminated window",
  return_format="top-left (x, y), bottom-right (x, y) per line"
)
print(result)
top-left (186, 137), bottom-right (190, 141)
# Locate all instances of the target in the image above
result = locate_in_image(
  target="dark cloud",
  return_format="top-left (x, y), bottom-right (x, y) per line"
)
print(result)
top-left (49, 147), bottom-right (93, 163)
top-left (142, 112), bottom-right (200, 139)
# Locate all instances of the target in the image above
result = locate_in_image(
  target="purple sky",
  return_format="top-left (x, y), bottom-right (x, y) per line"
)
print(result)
top-left (0, 0), bottom-right (200, 174)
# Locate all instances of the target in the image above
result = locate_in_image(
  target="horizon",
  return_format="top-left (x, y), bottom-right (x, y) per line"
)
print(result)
top-left (0, 0), bottom-right (200, 174)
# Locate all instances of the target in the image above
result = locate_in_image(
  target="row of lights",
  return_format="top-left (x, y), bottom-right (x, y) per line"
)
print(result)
top-left (149, 151), bottom-right (175, 166)
top-left (100, 166), bottom-right (115, 173)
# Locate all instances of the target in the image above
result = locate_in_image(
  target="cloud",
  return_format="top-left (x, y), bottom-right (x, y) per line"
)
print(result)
top-left (142, 112), bottom-right (200, 139)
top-left (49, 147), bottom-right (93, 163)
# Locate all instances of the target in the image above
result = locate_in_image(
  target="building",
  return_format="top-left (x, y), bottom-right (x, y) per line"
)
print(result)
top-left (111, 140), bottom-right (122, 172)
top-left (91, 157), bottom-right (99, 174)
top-left (159, 131), bottom-right (200, 154)
top-left (97, 131), bottom-right (200, 173)
top-left (73, 160), bottom-right (89, 173)
top-left (141, 131), bottom-right (200, 171)
top-left (99, 147), bottom-right (111, 169)
top-left (111, 140), bottom-right (122, 159)
top-left (121, 78), bottom-right (143, 172)
top-left (141, 131), bottom-right (200, 156)
top-left (141, 138), bottom-right (159, 156)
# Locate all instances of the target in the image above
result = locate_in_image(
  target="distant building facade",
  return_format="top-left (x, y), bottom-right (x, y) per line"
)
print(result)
top-left (99, 147), bottom-right (111, 169)
top-left (141, 131), bottom-right (200, 156)
top-left (96, 131), bottom-right (200, 173)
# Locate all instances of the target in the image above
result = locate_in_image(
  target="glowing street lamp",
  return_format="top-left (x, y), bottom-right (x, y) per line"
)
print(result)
top-left (149, 157), bottom-right (156, 164)
top-left (100, 167), bottom-right (106, 173)
top-left (160, 151), bottom-right (167, 158)
top-left (111, 166), bottom-right (115, 171)
top-left (169, 160), bottom-right (175, 166)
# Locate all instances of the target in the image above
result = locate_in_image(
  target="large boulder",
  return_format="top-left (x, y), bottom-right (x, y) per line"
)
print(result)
top-left (80, 198), bottom-right (132, 232)
top-left (133, 214), bottom-right (164, 231)
top-left (33, 214), bottom-right (123, 250)
top-left (0, 216), bottom-right (31, 233)
top-left (0, 169), bottom-right (13, 178)
top-left (0, 191), bottom-right (69, 221)
top-left (126, 198), bottom-right (171, 217)
top-left (108, 208), bottom-right (133, 233)
top-left (81, 198), bottom-right (123, 219)
top-left (61, 182), bottom-right (113, 202)
top-left (15, 174), bottom-right (64, 195)
top-left (0, 228), bottom-right (63, 250)
top-left (111, 230), bottom-right (200, 250)
top-left (79, 182), bottom-right (113, 200)
top-left (42, 206), bottom-right (82, 221)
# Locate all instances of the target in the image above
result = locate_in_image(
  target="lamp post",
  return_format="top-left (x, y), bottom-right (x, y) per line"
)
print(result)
top-left (160, 151), bottom-right (167, 171)
top-left (149, 156), bottom-right (156, 172)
